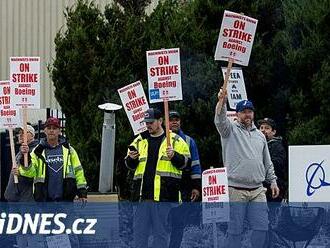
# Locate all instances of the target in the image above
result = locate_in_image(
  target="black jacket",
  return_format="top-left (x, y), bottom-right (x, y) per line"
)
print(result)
top-left (264, 136), bottom-right (287, 200)
top-left (268, 137), bottom-right (287, 185)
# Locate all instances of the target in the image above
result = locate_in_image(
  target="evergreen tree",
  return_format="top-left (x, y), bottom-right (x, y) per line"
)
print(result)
top-left (281, 0), bottom-right (330, 144)
top-left (50, 0), bottom-right (329, 190)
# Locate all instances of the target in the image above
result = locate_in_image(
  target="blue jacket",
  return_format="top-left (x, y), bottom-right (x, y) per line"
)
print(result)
top-left (177, 130), bottom-right (201, 180)
top-left (177, 130), bottom-right (201, 201)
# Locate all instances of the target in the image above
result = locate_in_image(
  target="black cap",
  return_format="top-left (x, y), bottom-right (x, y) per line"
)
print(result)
top-left (143, 108), bottom-right (162, 122)
top-left (169, 111), bottom-right (180, 119)
top-left (258, 118), bottom-right (276, 130)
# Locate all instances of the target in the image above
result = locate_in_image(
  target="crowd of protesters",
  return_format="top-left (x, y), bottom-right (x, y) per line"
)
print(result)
top-left (3, 97), bottom-right (288, 248)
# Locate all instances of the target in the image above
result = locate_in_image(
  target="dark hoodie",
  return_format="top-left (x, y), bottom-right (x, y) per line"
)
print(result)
top-left (4, 139), bottom-right (39, 202)
top-left (267, 136), bottom-right (287, 185)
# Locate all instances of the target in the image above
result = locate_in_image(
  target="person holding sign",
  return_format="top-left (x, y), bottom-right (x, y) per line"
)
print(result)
top-left (5, 125), bottom-right (44, 248)
top-left (13, 117), bottom-right (87, 202)
top-left (125, 108), bottom-right (190, 248)
top-left (168, 110), bottom-right (202, 248)
top-left (214, 90), bottom-right (279, 248)
top-left (4, 125), bottom-right (39, 202)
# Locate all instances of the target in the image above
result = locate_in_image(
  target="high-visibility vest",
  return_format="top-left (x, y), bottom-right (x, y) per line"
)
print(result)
top-left (19, 144), bottom-right (87, 190)
top-left (129, 132), bottom-right (190, 201)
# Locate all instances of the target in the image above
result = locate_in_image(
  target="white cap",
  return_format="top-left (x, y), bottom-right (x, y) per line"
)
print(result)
top-left (18, 125), bottom-right (35, 137)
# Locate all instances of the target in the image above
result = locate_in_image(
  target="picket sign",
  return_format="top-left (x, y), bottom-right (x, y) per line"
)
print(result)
top-left (146, 48), bottom-right (182, 146)
top-left (0, 80), bottom-right (21, 182)
top-left (10, 57), bottom-right (40, 167)
top-left (215, 11), bottom-right (258, 66)
top-left (118, 81), bottom-right (149, 135)
top-left (146, 48), bottom-right (182, 103)
top-left (215, 11), bottom-right (258, 113)
top-left (202, 167), bottom-right (229, 248)
top-left (221, 67), bottom-right (247, 110)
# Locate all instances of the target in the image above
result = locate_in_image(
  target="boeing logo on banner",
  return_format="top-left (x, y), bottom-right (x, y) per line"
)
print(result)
top-left (305, 160), bottom-right (330, 196)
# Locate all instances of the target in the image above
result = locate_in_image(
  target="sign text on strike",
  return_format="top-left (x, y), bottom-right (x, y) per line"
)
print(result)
top-left (11, 73), bottom-right (38, 83)
top-left (0, 96), bottom-right (10, 104)
top-left (203, 185), bottom-right (226, 197)
top-left (126, 97), bottom-right (147, 111)
top-left (149, 65), bottom-right (179, 76)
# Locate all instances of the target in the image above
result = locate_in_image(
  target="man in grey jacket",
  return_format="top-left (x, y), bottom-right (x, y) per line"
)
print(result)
top-left (214, 90), bottom-right (279, 248)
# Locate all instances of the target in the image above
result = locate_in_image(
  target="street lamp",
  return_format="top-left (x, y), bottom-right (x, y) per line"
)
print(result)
top-left (98, 102), bottom-right (122, 193)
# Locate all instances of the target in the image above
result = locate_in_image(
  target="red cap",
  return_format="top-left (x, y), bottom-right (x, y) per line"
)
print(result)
top-left (44, 117), bottom-right (60, 128)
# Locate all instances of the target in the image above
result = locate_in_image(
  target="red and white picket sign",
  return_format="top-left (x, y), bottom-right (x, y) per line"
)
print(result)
top-left (215, 10), bottom-right (258, 66)
top-left (118, 81), bottom-right (149, 135)
top-left (146, 48), bottom-right (183, 146)
top-left (10, 57), bottom-right (40, 109)
top-left (10, 56), bottom-right (40, 167)
top-left (0, 80), bottom-right (21, 129)
top-left (146, 48), bottom-right (182, 103)
top-left (0, 80), bottom-right (21, 183)
top-left (202, 167), bottom-right (229, 224)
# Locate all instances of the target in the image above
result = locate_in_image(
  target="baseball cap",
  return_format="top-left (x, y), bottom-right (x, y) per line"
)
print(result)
top-left (169, 111), bottom-right (180, 119)
top-left (236, 100), bottom-right (255, 113)
top-left (143, 108), bottom-right (162, 122)
top-left (18, 125), bottom-right (35, 137)
top-left (44, 117), bottom-right (61, 128)
top-left (258, 118), bottom-right (277, 130)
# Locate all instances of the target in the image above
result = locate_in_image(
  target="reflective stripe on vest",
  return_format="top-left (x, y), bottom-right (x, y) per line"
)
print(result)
top-left (34, 177), bottom-right (44, 183)
top-left (33, 146), bottom-right (75, 183)
top-left (156, 171), bottom-right (181, 179)
top-left (133, 133), bottom-right (185, 201)
top-left (154, 174), bottom-right (161, 201)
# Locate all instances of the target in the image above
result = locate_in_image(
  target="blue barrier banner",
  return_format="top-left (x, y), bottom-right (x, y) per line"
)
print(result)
top-left (0, 202), bottom-right (329, 247)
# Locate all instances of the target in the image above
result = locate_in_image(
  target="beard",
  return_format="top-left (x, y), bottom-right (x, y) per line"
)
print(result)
top-left (241, 118), bottom-right (252, 127)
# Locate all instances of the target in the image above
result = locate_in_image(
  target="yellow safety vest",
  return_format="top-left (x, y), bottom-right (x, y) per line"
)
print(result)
top-left (19, 144), bottom-right (87, 190)
top-left (128, 132), bottom-right (190, 201)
